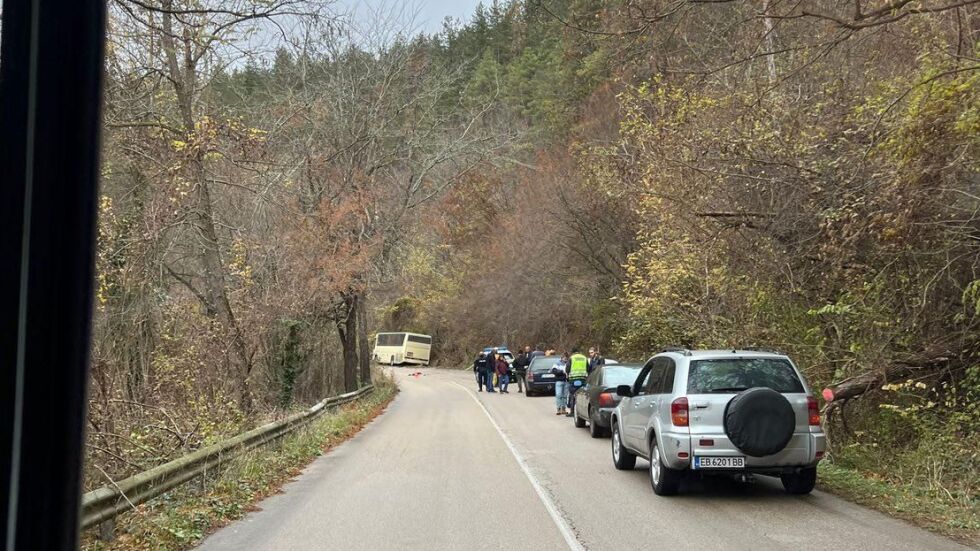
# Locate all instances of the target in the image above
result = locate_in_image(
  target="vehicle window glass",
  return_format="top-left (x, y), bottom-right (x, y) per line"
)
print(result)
top-left (687, 358), bottom-right (804, 393)
top-left (377, 333), bottom-right (405, 346)
top-left (601, 367), bottom-right (641, 387)
top-left (406, 334), bottom-right (431, 344)
top-left (635, 365), bottom-right (654, 395)
top-left (659, 358), bottom-right (676, 394)
top-left (530, 357), bottom-right (558, 372)
top-left (643, 363), bottom-right (664, 394)
top-left (632, 367), bottom-right (649, 395)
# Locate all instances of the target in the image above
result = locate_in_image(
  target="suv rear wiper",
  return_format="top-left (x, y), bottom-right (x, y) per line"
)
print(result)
top-left (706, 386), bottom-right (749, 393)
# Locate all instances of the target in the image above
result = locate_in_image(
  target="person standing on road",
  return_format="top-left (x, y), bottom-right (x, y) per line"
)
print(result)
top-left (474, 352), bottom-right (489, 392)
top-left (485, 348), bottom-right (497, 393)
top-left (495, 352), bottom-right (510, 393)
top-left (512, 349), bottom-right (529, 394)
top-left (588, 347), bottom-right (605, 374)
top-left (566, 348), bottom-right (589, 417)
top-left (528, 344), bottom-right (544, 362)
top-left (552, 353), bottom-right (570, 415)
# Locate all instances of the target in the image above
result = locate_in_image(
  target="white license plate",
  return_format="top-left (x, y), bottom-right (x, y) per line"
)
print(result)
top-left (693, 456), bottom-right (745, 469)
top-left (539, 374), bottom-right (554, 379)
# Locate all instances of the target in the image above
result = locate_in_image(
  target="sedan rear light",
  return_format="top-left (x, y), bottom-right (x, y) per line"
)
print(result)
top-left (671, 397), bottom-right (689, 427)
top-left (597, 392), bottom-right (616, 408)
top-left (527, 373), bottom-right (534, 382)
top-left (807, 396), bottom-right (821, 426)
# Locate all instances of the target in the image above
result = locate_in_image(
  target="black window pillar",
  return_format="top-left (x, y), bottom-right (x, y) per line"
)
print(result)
top-left (0, 1), bottom-right (107, 549)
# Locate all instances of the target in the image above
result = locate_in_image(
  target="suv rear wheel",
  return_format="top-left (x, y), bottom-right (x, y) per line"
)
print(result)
top-left (611, 422), bottom-right (636, 470)
top-left (780, 467), bottom-right (817, 494)
top-left (649, 440), bottom-right (682, 496)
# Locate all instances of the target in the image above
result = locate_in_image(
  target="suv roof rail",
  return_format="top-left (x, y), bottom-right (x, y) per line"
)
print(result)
top-left (662, 347), bottom-right (692, 356)
top-left (741, 346), bottom-right (782, 354)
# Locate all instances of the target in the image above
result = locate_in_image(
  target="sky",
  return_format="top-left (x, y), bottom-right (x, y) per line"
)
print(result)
top-left (334, 0), bottom-right (486, 36)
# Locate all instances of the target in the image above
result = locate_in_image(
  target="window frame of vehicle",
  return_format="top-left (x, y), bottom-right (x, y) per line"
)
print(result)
top-left (686, 357), bottom-right (804, 394)
top-left (406, 334), bottom-right (431, 345)
top-left (587, 367), bottom-right (600, 387)
top-left (653, 357), bottom-right (675, 394)
top-left (633, 361), bottom-right (654, 396)
top-left (642, 360), bottom-right (664, 395)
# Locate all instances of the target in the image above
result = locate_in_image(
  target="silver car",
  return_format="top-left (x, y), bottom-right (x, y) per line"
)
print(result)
top-left (610, 349), bottom-right (826, 495)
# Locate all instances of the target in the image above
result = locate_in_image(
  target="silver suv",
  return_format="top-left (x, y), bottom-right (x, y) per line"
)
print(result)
top-left (610, 349), bottom-right (826, 495)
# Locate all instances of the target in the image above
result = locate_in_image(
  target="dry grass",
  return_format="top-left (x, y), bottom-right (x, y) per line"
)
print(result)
top-left (80, 377), bottom-right (398, 551)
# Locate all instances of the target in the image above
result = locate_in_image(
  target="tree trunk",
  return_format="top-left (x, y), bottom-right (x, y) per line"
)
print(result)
top-left (356, 293), bottom-right (372, 386)
top-left (161, 5), bottom-right (254, 414)
top-left (824, 349), bottom-right (955, 403)
top-left (337, 295), bottom-right (359, 392)
top-left (762, 0), bottom-right (777, 85)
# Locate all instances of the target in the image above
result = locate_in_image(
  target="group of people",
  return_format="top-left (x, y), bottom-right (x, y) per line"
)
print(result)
top-left (546, 347), bottom-right (605, 416)
top-left (472, 348), bottom-right (514, 393)
top-left (472, 345), bottom-right (606, 417)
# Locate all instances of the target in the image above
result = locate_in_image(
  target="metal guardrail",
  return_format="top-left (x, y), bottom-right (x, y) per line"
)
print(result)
top-left (81, 385), bottom-right (375, 529)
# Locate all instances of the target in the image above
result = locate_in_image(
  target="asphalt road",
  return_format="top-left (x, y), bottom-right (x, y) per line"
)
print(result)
top-left (197, 368), bottom-right (972, 551)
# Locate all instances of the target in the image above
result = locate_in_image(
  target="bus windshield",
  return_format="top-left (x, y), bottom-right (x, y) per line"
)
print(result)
top-left (376, 333), bottom-right (406, 346)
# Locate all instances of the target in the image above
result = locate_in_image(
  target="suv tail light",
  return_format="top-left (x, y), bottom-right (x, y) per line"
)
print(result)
top-left (671, 397), bottom-right (689, 426)
top-left (527, 373), bottom-right (534, 382)
top-left (598, 392), bottom-right (616, 408)
top-left (807, 396), bottom-right (821, 426)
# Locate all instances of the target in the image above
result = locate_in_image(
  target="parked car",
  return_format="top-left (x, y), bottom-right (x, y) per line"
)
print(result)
top-left (572, 364), bottom-right (642, 437)
top-left (525, 355), bottom-right (560, 396)
top-left (610, 349), bottom-right (826, 496)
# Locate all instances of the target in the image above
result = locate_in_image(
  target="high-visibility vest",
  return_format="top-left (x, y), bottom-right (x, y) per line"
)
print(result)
top-left (569, 353), bottom-right (588, 379)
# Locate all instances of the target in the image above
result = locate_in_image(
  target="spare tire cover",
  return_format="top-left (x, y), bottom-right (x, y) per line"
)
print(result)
top-left (724, 387), bottom-right (795, 457)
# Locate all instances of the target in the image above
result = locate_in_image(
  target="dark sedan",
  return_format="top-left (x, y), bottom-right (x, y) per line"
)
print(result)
top-left (524, 355), bottom-right (560, 396)
top-left (572, 364), bottom-right (642, 437)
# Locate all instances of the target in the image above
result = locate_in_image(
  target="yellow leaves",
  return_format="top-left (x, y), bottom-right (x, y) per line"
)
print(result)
top-left (247, 127), bottom-right (267, 142)
top-left (170, 177), bottom-right (191, 205)
top-left (171, 139), bottom-right (188, 151)
top-left (95, 196), bottom-right (118, 309)
top-left (228, 239), bottom-right (253, 288)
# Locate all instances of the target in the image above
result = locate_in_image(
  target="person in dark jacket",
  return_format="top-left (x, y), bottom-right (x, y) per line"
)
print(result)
top-left (512, 349), bottom-right (530, 393)
top-left (528, 344), bottom-right (544, 361)
top-left (474, 353), bottom-right (489, 392)
top-left (495, 353), bottom-right (510, 393)
top-left (485, 349), bottom-right (497, 393)
top-left (588, 347), bottom-right (605, 374)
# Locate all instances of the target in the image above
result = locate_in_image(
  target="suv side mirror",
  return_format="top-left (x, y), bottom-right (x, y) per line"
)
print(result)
top-left (616, 385), bottom-right (633, 397)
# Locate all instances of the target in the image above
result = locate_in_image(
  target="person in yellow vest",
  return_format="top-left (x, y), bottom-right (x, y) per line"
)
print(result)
top-left (565, 348), bottom-right (589, 417)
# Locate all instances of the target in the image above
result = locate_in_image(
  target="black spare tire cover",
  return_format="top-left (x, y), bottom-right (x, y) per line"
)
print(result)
top-left (723, 387), bottom-right (795, 457)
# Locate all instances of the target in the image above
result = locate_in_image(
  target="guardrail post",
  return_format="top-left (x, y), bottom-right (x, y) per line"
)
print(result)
top-left (98, 519), bottom-right (115, 542)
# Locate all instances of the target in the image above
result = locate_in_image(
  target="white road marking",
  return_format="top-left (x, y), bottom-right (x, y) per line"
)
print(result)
top-left (453, 382), bottom-right (585, 551)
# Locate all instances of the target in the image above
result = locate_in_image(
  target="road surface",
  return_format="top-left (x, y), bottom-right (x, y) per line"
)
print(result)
top-left (197, 368), bottom-right (971, 551)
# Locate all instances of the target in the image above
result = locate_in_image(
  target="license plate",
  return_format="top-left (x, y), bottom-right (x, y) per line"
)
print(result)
top-left (539, 374), bottom-right (554, 379)
top-left (693, 456), bottom-right (745, 469)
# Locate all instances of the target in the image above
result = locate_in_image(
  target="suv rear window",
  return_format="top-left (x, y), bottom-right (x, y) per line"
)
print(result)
top-left (687, 358), bottom-right (804, 393)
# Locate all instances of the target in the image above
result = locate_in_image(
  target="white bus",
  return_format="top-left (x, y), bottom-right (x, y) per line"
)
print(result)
top-left (373, 332), bottom-right (432, 366)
